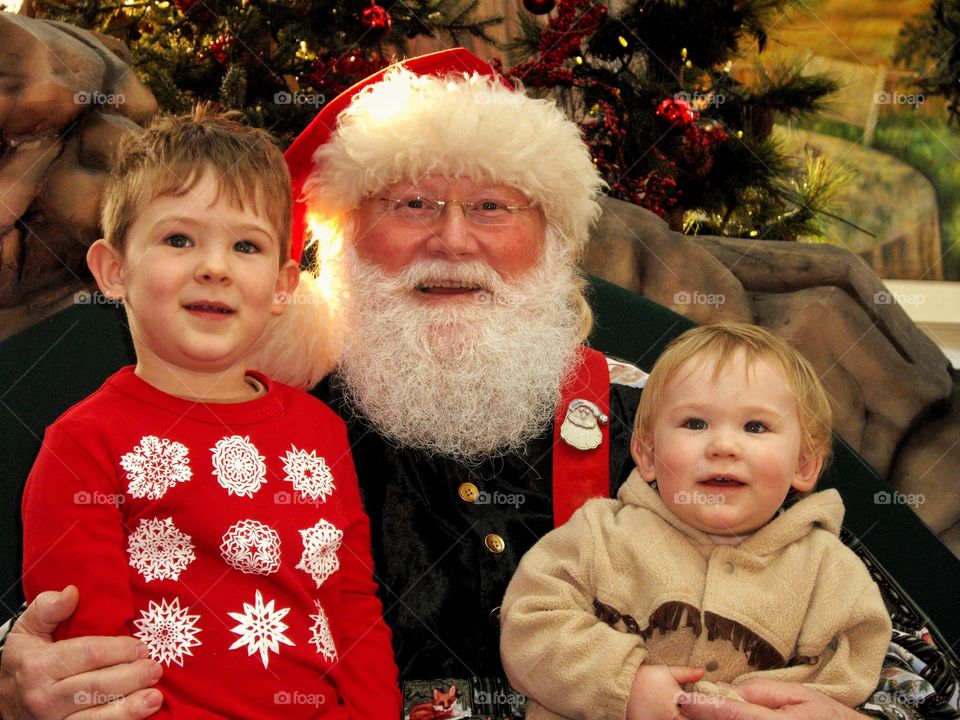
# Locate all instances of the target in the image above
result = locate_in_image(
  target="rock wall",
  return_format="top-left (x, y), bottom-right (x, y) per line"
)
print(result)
top-left (0, 13), bottom-right (156, 340)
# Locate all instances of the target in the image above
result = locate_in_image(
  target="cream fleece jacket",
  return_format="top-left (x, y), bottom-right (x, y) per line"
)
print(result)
top-left (500, 470), bottom-right (891, 719)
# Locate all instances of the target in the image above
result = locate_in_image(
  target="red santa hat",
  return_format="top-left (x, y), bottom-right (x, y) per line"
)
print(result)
top-left (283, 48), bottom-right (604, 264)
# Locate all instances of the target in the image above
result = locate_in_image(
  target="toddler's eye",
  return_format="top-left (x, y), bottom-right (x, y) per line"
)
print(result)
top-left (164, 234), bottom-right (192, 248)
top-left (744, 421), bottom-right (769, 433)
top-left (682, 418), bottom-right (707, 430)
top-left (235, 240), bottom-right (260, 254)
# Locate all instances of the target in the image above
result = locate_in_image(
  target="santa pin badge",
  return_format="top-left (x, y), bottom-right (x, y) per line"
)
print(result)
top-left (560, 399), bottom-right (608, 451)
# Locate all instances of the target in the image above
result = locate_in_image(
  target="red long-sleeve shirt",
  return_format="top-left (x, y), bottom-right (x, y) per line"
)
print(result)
top-left (22, 367), bottom-right (400, 719)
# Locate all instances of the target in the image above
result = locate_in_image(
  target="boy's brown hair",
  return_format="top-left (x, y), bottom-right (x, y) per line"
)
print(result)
top-left (101, 104), bottom-right (291, 262)
top-left (635, 321), bottom-right (833, 472)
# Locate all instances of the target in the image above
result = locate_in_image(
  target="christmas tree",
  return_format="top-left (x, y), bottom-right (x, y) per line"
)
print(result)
top-left (33, 0), bottom-right (501, 143)
top-left (895, 0), bottom-right (960, 124)
top-left (505, 0), bottom-right (845, 240)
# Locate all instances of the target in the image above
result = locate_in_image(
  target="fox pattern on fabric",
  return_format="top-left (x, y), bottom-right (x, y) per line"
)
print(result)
top-left (409, 684), bottom-right (460, 719)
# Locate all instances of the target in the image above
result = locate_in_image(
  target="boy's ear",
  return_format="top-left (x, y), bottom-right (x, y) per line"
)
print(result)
top-left (792, 450), bottom-right (824, 493)
top-left (86, 239), bottom-right (125, 300)
top-left (271, 259), bottom-right (301, 317)
top-left (630, 432), bottom-right (658, 483)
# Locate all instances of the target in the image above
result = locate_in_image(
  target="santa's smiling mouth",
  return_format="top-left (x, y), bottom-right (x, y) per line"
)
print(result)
top-left (416, 281), bottom-right (484, 294)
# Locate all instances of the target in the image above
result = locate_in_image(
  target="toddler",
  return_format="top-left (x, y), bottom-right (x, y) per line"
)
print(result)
top-left (501, 322), bottom-right (890, 720)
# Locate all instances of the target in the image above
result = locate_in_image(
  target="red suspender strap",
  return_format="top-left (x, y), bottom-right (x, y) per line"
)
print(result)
top-left (552, 346), bottom-right (611, 528)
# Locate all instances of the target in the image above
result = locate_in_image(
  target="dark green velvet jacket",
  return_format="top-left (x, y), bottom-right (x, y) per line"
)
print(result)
top-left (313, 377), bottom-right (641, 681)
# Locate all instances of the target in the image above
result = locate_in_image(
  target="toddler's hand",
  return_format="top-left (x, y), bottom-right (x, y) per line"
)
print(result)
top-left (626, 663), bottom-right (704, 720)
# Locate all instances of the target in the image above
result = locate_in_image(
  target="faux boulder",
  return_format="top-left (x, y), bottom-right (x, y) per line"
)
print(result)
top-left (584, 196), bottom-right (959, 555)
top-left (0, 13), bottom-right (156, 340)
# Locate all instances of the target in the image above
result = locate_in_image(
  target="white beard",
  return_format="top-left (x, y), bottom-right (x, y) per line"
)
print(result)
top-left (336, 239), bottom-right (582, 460)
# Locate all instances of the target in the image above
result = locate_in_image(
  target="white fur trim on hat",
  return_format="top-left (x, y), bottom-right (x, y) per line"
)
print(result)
top-left (304, 68), bottom-right (605, 256)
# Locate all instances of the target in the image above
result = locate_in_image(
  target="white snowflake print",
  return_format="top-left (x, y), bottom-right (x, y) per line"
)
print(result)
top-left (308, 601), bottom-right (337, 662)
top-left (211, 435), bottom-right (266, 498)
top-left (295, 519), bottom-right (343, 588)
top-left (133, 597), bottom-right (202, 667)
top-left (121, 436), bottom-right (192, 500)
top-left (227, 590), bottom-right (294, 668)
top-left (220, 519), bottom-right (281, 575)
top-left (282, 446), bottom-right (336, 501)
top-left (127, 517), bottom-right (195, 582)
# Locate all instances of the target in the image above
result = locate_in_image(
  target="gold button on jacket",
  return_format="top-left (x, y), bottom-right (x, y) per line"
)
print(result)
top-left (484, 533), bottom-right (505, 554)
top-left (458, 482), bottom-right (479, 502)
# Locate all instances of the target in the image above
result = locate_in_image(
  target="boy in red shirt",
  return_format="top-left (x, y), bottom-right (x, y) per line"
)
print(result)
top-left (21, 107), bottom-right (400, 719)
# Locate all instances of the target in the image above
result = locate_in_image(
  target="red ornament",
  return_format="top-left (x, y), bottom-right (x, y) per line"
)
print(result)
top-left (360, 4), bottom-right (392, 37)
top-left (523, 0), bottom-right (556, 14)
top-left (207, 34), bottom-right (235, 65)
top-left (655, 97), bottom-right (696, 126)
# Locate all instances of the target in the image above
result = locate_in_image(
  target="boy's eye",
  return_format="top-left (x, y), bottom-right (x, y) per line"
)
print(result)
top-left (164, 234), bottom-right (192, 248)
top-left (234, 240), bottom-right (260, 254)
top-left (682, 418), bottom-right (707, 430)
top-left (744, 420), bottom-right (769, 433)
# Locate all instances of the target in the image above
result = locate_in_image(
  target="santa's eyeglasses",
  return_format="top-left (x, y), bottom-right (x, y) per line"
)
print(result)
top-left (371, 196), bottom-right (534, 227)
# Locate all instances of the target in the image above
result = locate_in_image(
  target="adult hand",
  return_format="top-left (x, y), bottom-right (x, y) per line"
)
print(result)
top-left (0, 586), bottom-right (164, 719)
top-left (678, 678), bottom-right (867, 720)
top-left (627, 664), bottom-right (705, 720)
